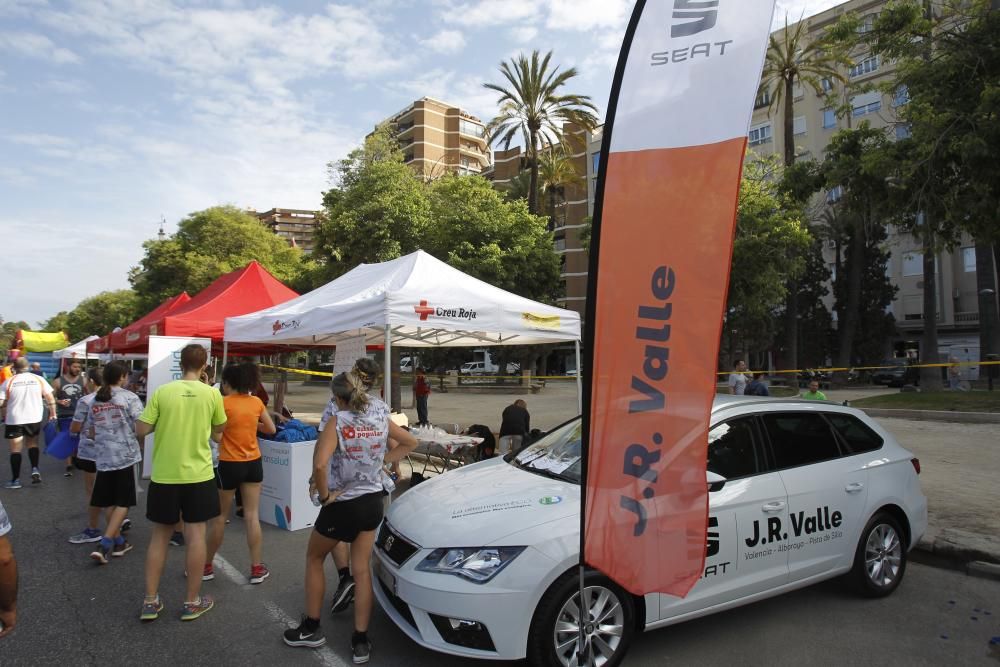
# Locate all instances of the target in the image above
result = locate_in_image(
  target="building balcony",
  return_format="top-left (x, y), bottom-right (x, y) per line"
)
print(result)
top-left (955, 311), bottom-right (980, 325)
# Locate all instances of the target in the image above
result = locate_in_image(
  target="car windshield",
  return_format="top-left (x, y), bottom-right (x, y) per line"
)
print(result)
top-left (511, 419), bottom-right (582, 483)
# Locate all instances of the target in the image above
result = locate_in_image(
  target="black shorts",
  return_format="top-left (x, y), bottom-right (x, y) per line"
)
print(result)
top-left (91, 467), bottom-right (137, 508)
top-left (217, 458), bottom-right (263, 491)
top-left (146, 479), bottom-right (220, 525)
top-left (4, 422), bottom-right (41, 439)
top-left (73, 456), bottom-right (97, 473)
top-left (314, 491), bottom-right (384, 542)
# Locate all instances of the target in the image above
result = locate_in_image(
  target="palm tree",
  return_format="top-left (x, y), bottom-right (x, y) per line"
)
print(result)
top-left (760, 16), bottom-right (850, 371)
top-left (483, 50), bottom-right (598, 215)
top-left (538, 147), bottom-right (584, 231)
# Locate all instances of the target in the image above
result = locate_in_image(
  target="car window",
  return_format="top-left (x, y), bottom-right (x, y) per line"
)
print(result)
top-left (762, 413), bottom-right (842, 469)
top-left (825, 413), bottom-right (884, 454)
top-left (707, 418), bottom-right (758, 479)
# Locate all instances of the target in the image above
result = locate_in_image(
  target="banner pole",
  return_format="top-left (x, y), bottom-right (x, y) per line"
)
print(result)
top-left (222, 341), bottom-right (228, 367)
top-left (575, 340), bottom-right (582, 415)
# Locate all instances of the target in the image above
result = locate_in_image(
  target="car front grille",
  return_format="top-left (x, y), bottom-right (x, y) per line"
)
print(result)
top-left (377, 522), bottom-right (419, 566)
top-left (379, 579), bottom-right (417, 630)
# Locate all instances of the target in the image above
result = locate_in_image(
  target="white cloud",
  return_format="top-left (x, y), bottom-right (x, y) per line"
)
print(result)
top-left (0, 31), bottom-right (80, 64)
top-left (390, 67), bottom-right (499, 122)
top-left (509, 26), bottom-right (538, 44)
top-left (544, 0), bottom-right (630, 31)
top-left (10, 132), bottom-right (75, 148)
top-left (420, 29), bottom-right (466, 54)
top-left (37, 77), bottom-right (88, 94)
top-left (773, 0), bottom-right (845, 27)
top-left (442, 0), bottom-right (540, 27)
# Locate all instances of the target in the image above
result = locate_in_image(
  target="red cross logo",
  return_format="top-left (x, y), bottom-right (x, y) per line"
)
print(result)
top-left (414, 300), bottom-right (434, 321)
top-left (272, 320), bottom-right (282, 334)
top-left (341, 426), bottom-right (356, 440)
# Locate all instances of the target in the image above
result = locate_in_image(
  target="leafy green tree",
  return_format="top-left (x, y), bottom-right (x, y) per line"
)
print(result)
top-left (483, 50), bottom-right (598, 215)
top-left (795, 239), bottom-right (835, 368)
top-left (538, 147), bottom-right (583, 232)
top-left (129, 205), bottom-right (308, 312)
top-left (60, 290), bottom-right (142, 342)
top-left (40, 311), bottom-right (70, 334)
top-left (0, 318), bottom-right (31, 354)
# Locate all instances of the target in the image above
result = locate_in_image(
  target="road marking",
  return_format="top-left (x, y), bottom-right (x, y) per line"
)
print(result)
top-left (215, 554), bottom-right (349, 667)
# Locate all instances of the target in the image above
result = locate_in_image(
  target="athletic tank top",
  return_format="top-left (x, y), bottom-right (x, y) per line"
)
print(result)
top-left (327, 397), bottom-right (391, 501)
top-left (56, 374), bottom-right (87, 418)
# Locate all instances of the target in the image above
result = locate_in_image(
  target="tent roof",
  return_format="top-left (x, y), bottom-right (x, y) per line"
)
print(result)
top-left (88, 292), bottom-right (191, 353)
top-left (224, 250), bottom-right (581, 348)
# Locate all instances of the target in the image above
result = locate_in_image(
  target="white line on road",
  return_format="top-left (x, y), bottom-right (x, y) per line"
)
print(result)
top-left (214, 554), bottom-right (349, 667)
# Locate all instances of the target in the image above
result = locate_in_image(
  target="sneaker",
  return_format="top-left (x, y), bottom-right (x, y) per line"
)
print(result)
top-left (140, 596), bottom-right (164, 622)
top-left (202, 563), bottom-right (215, 581)
top-left (249, 563), bottom-right (269, 585)
top-left (180, 595), bottom-right (214, 621)
top-left (352, 638), bottom-right (371, 664)
top-left (283, 617), bottom-right (326, 648)
top-left (4, 479), bottom-right (21, 490)
top-left (31, 468), bottom-right (41, 484)
top-left (330, 575), bottom-right (355, 614)
top-left (121, 518), bottom-right (132, 533)
top-left (169, 531), bottom-right (185, 546)
top-left (112, 540), bottom-right (133, 557)
top-left (69, 527), bottom-right (103, 544)
top-left (64, 465), bottom-right (74, 477)
top-left (90, 544), bottom-right (113, 565)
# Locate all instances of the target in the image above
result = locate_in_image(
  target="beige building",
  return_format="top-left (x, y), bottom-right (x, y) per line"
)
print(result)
top-left (376, 97), bottom-right (490, 178)
top-left (750, 0), bottom-right (986, 365)
top-left (253, 208), bottom-right (321, 255)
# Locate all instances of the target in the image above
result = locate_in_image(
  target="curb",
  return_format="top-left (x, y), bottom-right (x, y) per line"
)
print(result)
top-left (913, 531), bottom-right (1000, 581)
top-left (858, 408), bottom-right (1000, 424)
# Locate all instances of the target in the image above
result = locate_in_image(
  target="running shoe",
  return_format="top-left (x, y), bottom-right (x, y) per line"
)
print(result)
top-left (282, 617), bottom-right (326, 648)
top-left (64, 465), bottom-right (74, 477)
top-left (121, 518), bottom-right (132, 533)
top-left (352, 637), bottom-right (371, 664)
top-left (330, 575), bottom-right (355, 613)
top-left (249, 563), bottom-right (269, 585)
top-left (140, 596), bottom-right (164, 622)
top-left (4, 479), bottom-right (21, 490)
top-left (31, 468), bottom-right (41, 484)
top-left (112, 540), bottom-right (133, 557)
top-left (202, 563), bottom-right (215, 581)
top-left (69, 527), bottom-right (102, 544)
top-left (90, 544), bottom-right (113, 565)
top-left (180, 595), bottom-right (214, 621)
top-left (169, 531), bottom-right (185, 546)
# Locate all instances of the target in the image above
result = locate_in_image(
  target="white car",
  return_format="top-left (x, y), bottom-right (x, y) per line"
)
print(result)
top-left (373, 397), bottom-right (927, 666)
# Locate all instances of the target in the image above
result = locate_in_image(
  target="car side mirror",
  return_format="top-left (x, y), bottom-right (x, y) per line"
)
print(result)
top-left (706, 470), bottom-right (726, 492)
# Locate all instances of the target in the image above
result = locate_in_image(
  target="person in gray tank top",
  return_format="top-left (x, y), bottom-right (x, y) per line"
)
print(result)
top-left (52, 359), bottom-right (87, 477)
top-left (284, 367), bottom-right (416, 662)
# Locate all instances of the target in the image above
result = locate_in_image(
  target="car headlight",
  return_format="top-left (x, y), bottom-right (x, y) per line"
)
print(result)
top-left (416, 546), bottom-right (526, 583)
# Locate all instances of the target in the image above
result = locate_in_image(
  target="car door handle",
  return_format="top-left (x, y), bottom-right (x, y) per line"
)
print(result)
top-left (762, 501), bottom-right (786, 513)
top-left (845, 482), bottom-right (865, 493)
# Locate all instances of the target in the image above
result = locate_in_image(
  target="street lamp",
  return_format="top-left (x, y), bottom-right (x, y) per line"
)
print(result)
top-left (980, 288), bottom-right (996, 391)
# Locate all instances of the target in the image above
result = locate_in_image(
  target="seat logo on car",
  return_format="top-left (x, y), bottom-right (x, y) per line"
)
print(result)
top-left (745, 506), bottom-right (844, 549)
top-left (539, 496), bottom-right (563, 505)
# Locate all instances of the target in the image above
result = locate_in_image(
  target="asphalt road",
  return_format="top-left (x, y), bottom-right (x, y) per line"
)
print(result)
top-left (2, 455), bottom-right (998, 666)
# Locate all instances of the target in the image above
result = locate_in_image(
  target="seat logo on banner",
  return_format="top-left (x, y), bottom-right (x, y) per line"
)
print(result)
top-left (671, 0), bottom-right (720, 37)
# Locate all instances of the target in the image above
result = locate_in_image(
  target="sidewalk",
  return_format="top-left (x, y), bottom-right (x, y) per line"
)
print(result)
top-left (280, 381), bottom-right (1000, 568)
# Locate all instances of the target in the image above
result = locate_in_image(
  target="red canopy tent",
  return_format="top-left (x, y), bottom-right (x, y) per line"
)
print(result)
top-left (88, 292), bottom-right (192, 354)
top-left (100, 261), bottom-right (299, 355)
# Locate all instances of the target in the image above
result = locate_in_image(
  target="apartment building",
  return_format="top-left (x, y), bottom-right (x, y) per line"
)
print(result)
top-left (375, 97), bottom-right (490, 178)
top-left (483, 125), bottom-right (602, 321)
top-left (252, 208), bottom-right (321, 255)
top-left (749, 0), bottom-right (987, 367)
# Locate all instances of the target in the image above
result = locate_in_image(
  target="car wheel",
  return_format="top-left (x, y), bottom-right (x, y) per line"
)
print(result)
top-left (527, 570), bottom-right (635, 667)
top-left (849, 512), bottom-right (907, 598)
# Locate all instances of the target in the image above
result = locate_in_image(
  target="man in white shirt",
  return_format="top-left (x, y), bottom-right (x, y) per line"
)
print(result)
top-left (727, 359), bottom-right (750, 396)
top-left (0, 358), bottom-right (57, 489)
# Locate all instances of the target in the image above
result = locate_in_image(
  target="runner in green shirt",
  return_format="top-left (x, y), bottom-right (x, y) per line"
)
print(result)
top-left (135, 344), bottom-right (226, 623)
top-left (801, 380), bottom-right (828, 401)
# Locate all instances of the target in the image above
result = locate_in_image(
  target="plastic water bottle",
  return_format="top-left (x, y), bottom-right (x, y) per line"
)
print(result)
top-left (311, 489), bottom-right (322, 507)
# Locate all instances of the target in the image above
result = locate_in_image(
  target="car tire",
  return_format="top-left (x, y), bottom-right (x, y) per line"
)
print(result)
top-left (527, 570), bottom-right (635, 667)
top-left (849, 512), bottom-right (907, 598)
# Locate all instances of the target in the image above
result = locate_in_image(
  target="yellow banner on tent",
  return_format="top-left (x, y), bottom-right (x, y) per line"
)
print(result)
top-left (17, 330), bottom-right (69, 352)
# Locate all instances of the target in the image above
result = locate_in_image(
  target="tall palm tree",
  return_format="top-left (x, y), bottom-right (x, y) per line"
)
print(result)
top-left (483, 50), bottom-right (598, 215)
top-left (538, 147), bottom-right (584, 231)
top-left (761, 16), bottom-right (850, 371)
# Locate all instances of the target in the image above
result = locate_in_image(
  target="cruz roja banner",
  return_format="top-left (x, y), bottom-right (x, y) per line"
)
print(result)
top-left (583, 0), bottom-right (776, 597)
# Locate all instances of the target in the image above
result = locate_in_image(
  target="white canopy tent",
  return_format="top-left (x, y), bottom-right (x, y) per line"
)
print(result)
top-left (224, 250), bottom-right (583, 410)
top-left (53, 336), bottom-right (110, 361)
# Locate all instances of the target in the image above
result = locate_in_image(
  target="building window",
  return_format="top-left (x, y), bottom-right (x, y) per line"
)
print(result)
top-left (793, 116), bottom-right (807, 135)
top-left (857, 13), bottom-right (878, 34)
top-left (826, 185), bottom-right (844, 203)
top-left (459, 119), bottom-right (484, 138)
top-left (821, 77), bottom-right (833, 92)
top-left (792, 82), bottom-right (804, 99)
top-left (963, 247), bottom-right (976, 272)
top-left (754, 89), bottom-right (771, 109)
top-left (895, 124), bottom-right (912, 140)
top-left (554, 237), bottom-right (566, 251)
top-left (893, 84), bottom-right (909, 107)
top-left (822, 108), bottom-right (837, 129)
top-left (748, 123), bottom-right (772, 146)
top-left (849, 55), bottom-right (879, 78)
top-left (902, 252), bottom-right (923, 277)
top-left (829, 263), bottom-right (837, 282)
top-left (591, 151), bottom-right (601, 177)
top-left (851, 91), bottom-right (882, 117)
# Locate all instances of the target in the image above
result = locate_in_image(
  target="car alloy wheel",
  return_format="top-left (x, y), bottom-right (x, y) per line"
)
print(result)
top-left (552, 584), bottom-right (625, 667)
top-left (864, 523), bottom-right (902, 588)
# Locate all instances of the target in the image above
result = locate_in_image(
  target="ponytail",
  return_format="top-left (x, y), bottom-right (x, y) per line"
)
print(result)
top-left (331, 370), bottom-right (370, 413)
top-left (351, 357), bottom-right (382, 393)
top-left (97, 361), bottom-right (128, 403)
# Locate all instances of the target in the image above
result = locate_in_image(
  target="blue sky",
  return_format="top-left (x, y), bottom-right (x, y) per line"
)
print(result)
top-left (1, 0), bottom-right (840, 329)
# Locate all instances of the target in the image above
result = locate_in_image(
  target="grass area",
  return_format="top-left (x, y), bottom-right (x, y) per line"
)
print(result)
top-left (850, 391), bottom-right (1000, 413)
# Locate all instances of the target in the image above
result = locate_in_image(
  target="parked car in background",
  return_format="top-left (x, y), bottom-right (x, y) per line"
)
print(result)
top-left (871, 359), bottom-right (919, 387)
top-left (459, 361), bottom-right (496, 376)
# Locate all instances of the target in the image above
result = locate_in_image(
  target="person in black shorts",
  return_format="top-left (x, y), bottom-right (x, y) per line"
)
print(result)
top-left (283, 368), bottom-right (416, 663)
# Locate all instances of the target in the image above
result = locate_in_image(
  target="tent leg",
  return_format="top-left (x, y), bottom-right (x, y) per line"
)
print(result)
top-left (575, 339), bottom-right (583, 415)
top-left (383, 325), bottom-right (392, 405)
top-left (222, 341), bottom-right (228, 367)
